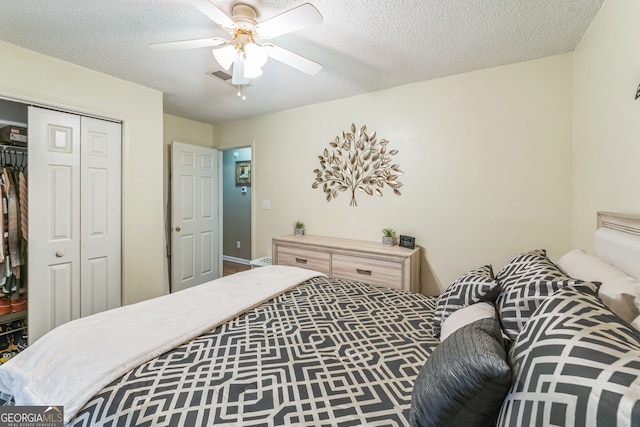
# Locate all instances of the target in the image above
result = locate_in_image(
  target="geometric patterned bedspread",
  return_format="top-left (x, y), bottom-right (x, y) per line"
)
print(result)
top-left (69, 276), bottom-right (438, 426)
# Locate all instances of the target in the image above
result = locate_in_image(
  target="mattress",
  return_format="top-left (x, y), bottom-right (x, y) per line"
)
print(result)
top-left (69, 276), bottom-right (438, 426)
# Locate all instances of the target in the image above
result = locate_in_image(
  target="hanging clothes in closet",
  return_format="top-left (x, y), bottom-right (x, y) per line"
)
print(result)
top-left (0, 146), bottom-right (27, 363)
top-left (0, 148), bottom-right (27, 299)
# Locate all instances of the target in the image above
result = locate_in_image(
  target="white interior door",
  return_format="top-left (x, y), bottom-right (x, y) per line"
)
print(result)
top-left (80, 116), bottom-right (121, 317)
top-left (171, 142), bottom-right (220, 292)
top-left (29, 107), bottom-right (122, 343)
top-left (29, 107), bottom-right (81, 343)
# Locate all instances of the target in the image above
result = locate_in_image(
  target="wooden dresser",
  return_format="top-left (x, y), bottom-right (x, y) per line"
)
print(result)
top-left (272, 235), bottom-right (421, 292)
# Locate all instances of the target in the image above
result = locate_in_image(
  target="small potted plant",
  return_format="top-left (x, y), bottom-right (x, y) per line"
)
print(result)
top-left (382, 228), bottom-right (395, 246)
top-left (293, 220), bottom-right (305, 236)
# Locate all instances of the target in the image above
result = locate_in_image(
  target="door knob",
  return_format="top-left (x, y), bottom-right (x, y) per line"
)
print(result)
top-left (56, 250), bottom-right (65, 258)
top-left (175, 226), bottom-right (181, 232)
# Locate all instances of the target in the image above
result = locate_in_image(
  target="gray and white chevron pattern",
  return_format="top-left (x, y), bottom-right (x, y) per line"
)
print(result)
top-left (71, 277), bottom-right (438, 427)
top-left (497, 284), bottom-right (640, 427)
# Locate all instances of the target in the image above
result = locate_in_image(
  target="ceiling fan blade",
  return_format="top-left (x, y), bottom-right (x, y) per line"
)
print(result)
top-left (150, 37), bottom-right (226, 51)
top-left (189, 0), bottom-right (236, 30)
top-left (255, 3), bottom-right (322, 39)
top-left (267, 45), bottom-right (322, 76)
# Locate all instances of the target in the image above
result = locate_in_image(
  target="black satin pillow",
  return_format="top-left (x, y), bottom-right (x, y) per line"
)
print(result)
top-left (410, 317), bottom-right (511, 427)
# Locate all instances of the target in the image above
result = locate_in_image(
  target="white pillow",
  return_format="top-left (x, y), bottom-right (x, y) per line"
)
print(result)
top-left (440, 302), bottom-right (496, 341)
top-left (558, 249), bottom-right (640, 323)
top-left (632, 299), bottom-right (640, 331)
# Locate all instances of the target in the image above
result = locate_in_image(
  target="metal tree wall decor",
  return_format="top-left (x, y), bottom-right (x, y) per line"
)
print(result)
top-left (312, 123), bottom-right (403, 207)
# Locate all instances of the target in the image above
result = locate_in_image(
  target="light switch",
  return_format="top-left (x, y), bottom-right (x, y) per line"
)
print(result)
top-left (262, 200), bottom-right (271, 210)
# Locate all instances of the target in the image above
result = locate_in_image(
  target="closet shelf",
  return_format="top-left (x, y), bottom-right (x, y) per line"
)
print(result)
top-left (0, 311), bottom-right (27, 325)
top-left (0, 144), bottom-right (26, 150)
top-left (0, 326), bottom-right (25, 338)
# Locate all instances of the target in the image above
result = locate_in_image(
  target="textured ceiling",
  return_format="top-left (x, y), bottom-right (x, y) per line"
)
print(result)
top-left (0, 0), bottom-right (603, 124)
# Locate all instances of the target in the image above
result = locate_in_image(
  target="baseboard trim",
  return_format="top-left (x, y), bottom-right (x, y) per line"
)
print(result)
top-left (223, 255), bottom-right (251, 265)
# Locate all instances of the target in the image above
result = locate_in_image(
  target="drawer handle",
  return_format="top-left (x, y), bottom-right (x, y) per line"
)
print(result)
top-left (295, 258), bottom-right (308, 264)
top-left (356, 268), bottom-right (372, 276)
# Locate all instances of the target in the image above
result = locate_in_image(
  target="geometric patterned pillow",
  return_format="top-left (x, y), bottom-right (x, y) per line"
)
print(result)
top-left (497, 283), bottom-right (640, 427)
top-left (432, 265), bottom-right (499, 338)
top-left (495, 249), bottom-right (594, 341)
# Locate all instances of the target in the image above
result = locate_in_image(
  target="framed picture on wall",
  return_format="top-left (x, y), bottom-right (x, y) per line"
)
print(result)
top-left (236, 161), bottom-right (251, 185)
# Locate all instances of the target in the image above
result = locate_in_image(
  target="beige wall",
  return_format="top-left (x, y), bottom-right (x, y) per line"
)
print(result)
top-left (0, 41), bottom-right (165, 304)
top-left (572, 0), bottom-right (640, 252)
top-left (164, 114), bottom-right (215, 148)
top-left (214, 54), bottom-right (574, 294)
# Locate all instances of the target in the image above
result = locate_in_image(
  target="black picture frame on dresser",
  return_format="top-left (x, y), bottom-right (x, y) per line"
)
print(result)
top-left (399, 235), bottom-right (415, 249)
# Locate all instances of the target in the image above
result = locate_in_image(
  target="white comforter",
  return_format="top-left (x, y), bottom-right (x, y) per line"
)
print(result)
top-left (0, 265), bottom-right (324, 424)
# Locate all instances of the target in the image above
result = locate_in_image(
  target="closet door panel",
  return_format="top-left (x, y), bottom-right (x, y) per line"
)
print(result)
top-left (50, 166), bottom-right (74, 240)
top-left (80, 117), bottom-right (121, 318)
top-left (29, 107), bottom-right (81, 344)
top-left (86, 256), bottom-right (109, 314)
top-left (50, 263), bottom-right (75, 327)
top-left (87, 168), bottom-right (108, 235)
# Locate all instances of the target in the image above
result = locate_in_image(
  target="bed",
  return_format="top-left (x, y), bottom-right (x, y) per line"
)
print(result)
top-left (0, 211), bottom-right (638, 427)
top-left (0, 267), bottom-right (440, 426)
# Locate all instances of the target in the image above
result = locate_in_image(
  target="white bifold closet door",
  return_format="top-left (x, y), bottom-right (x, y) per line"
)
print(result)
top-left (28, 106), bottom-right (121, 343)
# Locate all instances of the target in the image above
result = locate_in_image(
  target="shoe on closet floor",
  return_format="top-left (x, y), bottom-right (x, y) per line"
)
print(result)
top-left (10, 297), bottom-right (26, 313)
top-left (0, 297), bottom-right (10, 315)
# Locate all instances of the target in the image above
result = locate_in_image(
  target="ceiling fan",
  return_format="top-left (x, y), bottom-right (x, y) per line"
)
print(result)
top-left (151, 0), bottom-right (323, 88)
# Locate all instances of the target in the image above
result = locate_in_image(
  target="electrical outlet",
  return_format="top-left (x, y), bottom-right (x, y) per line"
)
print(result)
top-left (236, 241), bottom-right (241, 249)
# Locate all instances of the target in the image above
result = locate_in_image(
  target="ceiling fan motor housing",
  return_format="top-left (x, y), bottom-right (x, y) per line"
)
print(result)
top-left (232, 4), bottom-right (258, 30)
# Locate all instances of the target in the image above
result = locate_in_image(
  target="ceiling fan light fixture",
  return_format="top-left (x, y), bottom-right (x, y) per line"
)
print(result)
top-left (213, 45), bottom-right (236, 70)
top-left (243, 63), bottom-right (263, 79)
top-left (231, 55), bottom-right (249, 85)
top-left (244, 43), bottom-right (268, 68)
top-left (243, 43), bottom-right (266, 79)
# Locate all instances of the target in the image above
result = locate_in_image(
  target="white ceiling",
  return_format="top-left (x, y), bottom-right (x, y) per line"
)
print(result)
top-left (0, 0), bottom-right (603, 125)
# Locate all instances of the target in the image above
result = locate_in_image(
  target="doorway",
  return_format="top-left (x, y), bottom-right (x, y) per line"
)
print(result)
top-left (222, 147), bottom-right (252, 269)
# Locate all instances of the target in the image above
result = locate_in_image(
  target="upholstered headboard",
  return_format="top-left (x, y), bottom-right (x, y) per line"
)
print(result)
top-left (595, 211), bottom-right (640, 280)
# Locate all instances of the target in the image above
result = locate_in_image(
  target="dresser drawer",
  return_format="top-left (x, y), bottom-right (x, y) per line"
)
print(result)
top-left (332, 254), bottom-right (402, 289)
top-left (276, 246), bottom-right (331, 275)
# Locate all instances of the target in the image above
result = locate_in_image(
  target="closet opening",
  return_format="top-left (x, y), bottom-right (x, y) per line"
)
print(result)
top-left (0, 98), bottom-right (28, 361)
